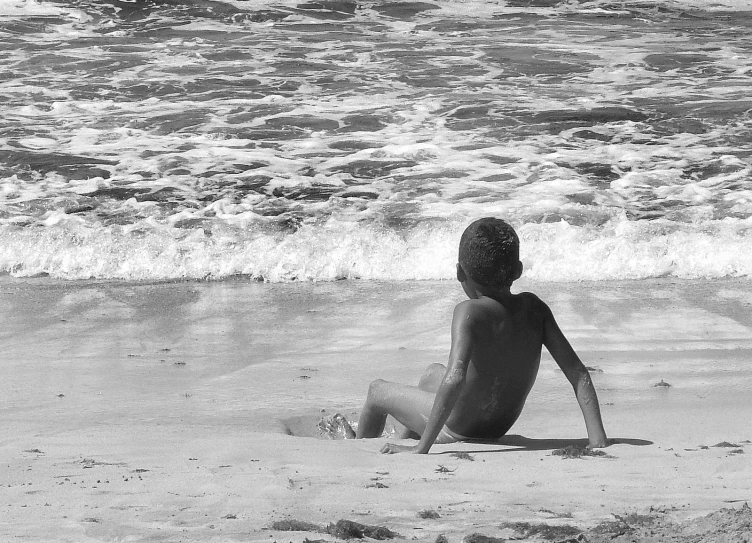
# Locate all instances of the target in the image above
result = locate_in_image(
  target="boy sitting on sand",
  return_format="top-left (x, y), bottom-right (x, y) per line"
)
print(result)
top-left (355, 217), bottom-right (608, 454)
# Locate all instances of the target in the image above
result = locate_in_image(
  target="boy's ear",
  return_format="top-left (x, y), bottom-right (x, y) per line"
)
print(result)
top-left (513, 261), bottom-right (523, 280)
top-left (456, 263), bottom-right (467, 282)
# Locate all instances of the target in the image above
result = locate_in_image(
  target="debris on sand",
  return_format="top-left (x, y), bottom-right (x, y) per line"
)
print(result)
top-left (273, 507), bottom-right (752, 543)
top-left (463, 533), bottom-right (505, 543)
top-left (713, 441), bottom-right (741, 448)
top-left (271, 519), bottom-right (323, 532)
top-left (81, 458), bottom-right (119, 468)
top-left (450, 452), bottom-right (474, 461)
top-left (327, 520), bottom-right (401, 540)
top-left (501, 521), bottom-right (582, 540)
top-left (653, 379), bottom-right (671, 387)
top-left (539, 509), bottom-right (574, 519)
top-left (589, 512), bottom-right (664, 541)
top-left (417, 509), bottom-right (441, 519)
top-left (271, 519), bottom-right (400, 540)
top-left (551, 445), bottom-right (610, 459)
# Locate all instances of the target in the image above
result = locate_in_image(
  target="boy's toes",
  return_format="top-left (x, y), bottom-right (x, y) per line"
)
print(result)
top-left (318, 413), bottom-right (356, 439)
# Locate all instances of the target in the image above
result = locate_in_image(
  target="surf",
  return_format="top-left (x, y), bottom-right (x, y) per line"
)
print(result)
top-left (1, 0), bottom-right (751, 281)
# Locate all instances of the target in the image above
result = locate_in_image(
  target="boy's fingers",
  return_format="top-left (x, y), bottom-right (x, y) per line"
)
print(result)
top-left (380, 443), bottom-right (415, 454)
top-left (380, 443), bottom-right (396, 454)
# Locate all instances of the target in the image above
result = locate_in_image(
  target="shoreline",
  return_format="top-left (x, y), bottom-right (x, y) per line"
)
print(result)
top-left (1, 277), bottom-right (751, 541)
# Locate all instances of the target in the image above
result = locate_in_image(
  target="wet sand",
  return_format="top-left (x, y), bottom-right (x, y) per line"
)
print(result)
top-left (1, 277), bottom-right (751, 541)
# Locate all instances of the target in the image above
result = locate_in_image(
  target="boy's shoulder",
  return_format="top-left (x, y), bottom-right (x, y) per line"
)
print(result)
top-left (516, 290), bottom-right (548, 307)
top-left (516, 291), bottom-right (552, 319)
top-left (454, 291), bottom-right (550, 318)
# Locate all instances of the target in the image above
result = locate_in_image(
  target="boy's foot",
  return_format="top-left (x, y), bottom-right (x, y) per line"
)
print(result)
top-left (318, 413), bottom-right (356, 439)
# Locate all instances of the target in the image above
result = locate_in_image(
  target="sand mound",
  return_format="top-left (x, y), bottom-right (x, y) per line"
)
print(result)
top-left (588, 503), bottom-right (752, 543)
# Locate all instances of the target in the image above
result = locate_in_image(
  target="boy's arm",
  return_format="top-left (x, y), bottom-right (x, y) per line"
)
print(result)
top-left (541, 301), bottom-right (608, 448)
top-left (381, 303), bottom-right (473, 455)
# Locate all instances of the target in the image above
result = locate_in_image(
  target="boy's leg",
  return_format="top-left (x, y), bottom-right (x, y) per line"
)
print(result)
top-left (356, 379), bottom-right (438, 439)
top-left (396, 363), bottom-right (447, 439)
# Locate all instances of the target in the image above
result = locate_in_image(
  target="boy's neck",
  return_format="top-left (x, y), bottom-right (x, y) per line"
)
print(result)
top-left (463, 280), bottom-right (514, 303)
top-left (476, 285), bottom-right (513, 302)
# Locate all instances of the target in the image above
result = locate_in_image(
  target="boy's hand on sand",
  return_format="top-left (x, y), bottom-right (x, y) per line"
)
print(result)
top-left (380, 442), bottom-right (420, 454)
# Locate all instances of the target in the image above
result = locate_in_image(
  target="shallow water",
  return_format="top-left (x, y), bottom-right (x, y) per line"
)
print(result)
top-left (1, 0), bottom-right (752, 280)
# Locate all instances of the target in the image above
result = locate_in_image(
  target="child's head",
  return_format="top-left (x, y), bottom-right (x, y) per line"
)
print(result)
top-left (458, 218), bottom-right (521, 288)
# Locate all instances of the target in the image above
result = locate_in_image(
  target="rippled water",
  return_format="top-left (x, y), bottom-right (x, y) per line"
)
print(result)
top-left (1, 0), bottom-right (751, 280)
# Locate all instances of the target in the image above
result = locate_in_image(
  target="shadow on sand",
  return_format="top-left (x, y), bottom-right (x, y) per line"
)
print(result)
top-left (439, 434), bottom-right (653, 455)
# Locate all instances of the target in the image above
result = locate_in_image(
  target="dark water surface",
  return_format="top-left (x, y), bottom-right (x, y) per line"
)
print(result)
top-left (1, 0), bottom-right (751, 280)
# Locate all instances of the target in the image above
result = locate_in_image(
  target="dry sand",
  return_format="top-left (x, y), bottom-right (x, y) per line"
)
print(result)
top-left (1, 277), bottom-right (751, 542)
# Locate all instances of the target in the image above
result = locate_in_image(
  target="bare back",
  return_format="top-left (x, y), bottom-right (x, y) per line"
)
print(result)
top-left (446, 292), bottom-right (546, 439)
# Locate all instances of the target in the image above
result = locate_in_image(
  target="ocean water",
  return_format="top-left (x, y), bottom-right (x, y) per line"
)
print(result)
top-left (1, 0), bottom-right (751, 281)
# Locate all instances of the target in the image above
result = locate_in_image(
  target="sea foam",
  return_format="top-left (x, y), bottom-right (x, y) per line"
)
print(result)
top-left (2, 216), bottom-right (752, 281)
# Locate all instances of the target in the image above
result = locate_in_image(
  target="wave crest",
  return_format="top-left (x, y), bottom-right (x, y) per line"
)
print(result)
top-left (2, 217), bottom-right (752, 282)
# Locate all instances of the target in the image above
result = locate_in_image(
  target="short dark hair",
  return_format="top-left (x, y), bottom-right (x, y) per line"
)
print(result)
top-left (458, 218), bottom-right (520, 288)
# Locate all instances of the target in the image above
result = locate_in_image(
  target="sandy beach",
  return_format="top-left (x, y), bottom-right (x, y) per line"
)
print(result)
top-left (1, 276), bottom-right (750, 541)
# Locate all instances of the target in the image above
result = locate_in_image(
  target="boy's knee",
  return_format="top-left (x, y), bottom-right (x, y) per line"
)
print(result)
top-left (418, 363), bottom-right (445, 389)
top-left (368, 379), bottom-right (389, 397)
top-left (425, 363), bottom-right (446, 374)
top-left (367, 379), bottom-right (399, 405)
